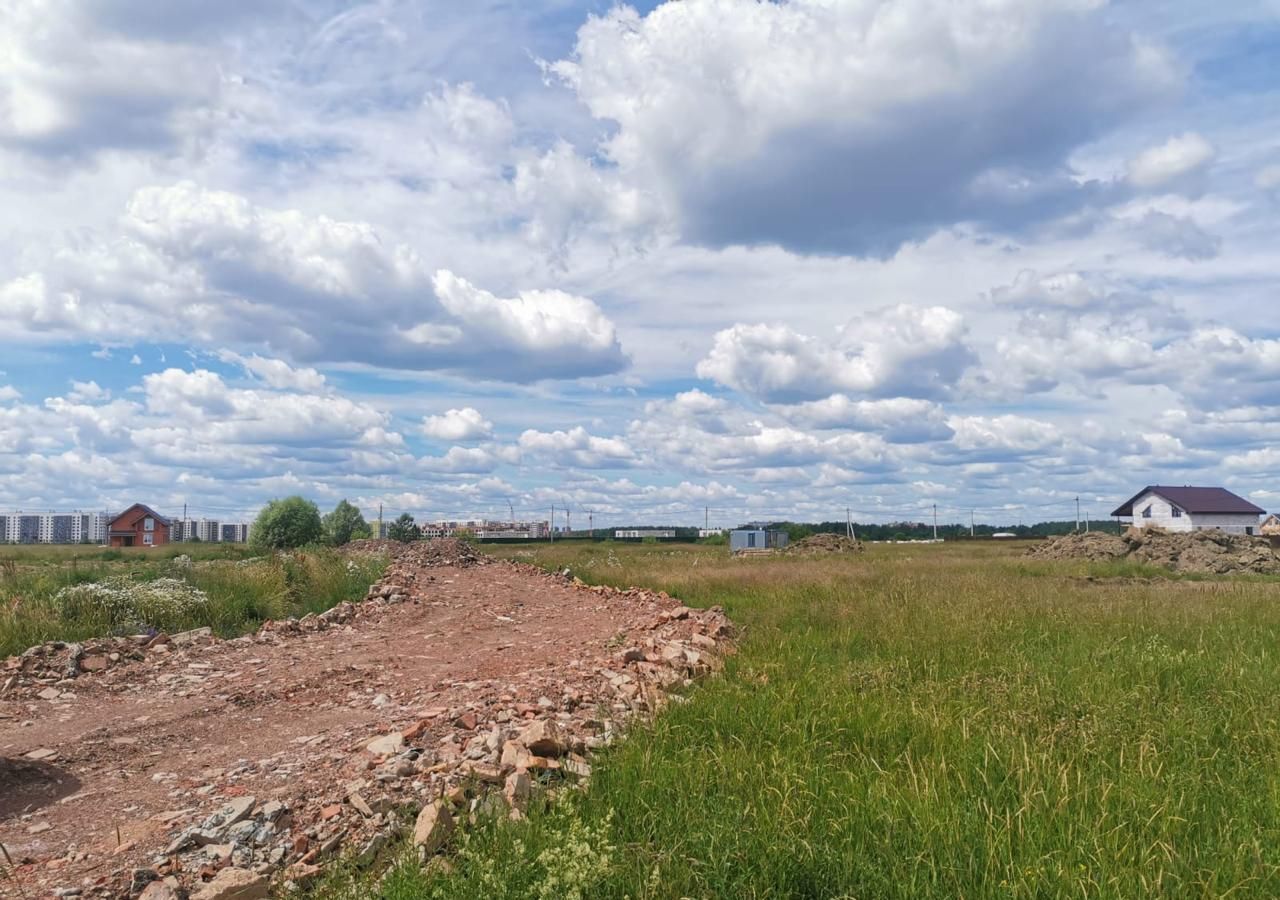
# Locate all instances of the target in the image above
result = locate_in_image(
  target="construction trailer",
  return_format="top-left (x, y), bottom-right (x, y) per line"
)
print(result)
top-left (729, 528), bottom-right (789, 553)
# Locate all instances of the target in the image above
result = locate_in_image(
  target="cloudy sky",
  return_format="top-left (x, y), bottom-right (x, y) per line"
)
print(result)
top-left (2, 0), bottom-right (1278, 528)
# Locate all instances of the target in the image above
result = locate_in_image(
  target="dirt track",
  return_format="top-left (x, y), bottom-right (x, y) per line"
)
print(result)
top-left (0, 556), bottom-right (731, 898)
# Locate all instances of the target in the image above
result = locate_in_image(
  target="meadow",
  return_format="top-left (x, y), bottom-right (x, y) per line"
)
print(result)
top-left (319, 540), bottom-right (1280, 899)
top-left (0, 542), bottom-right (385, 657)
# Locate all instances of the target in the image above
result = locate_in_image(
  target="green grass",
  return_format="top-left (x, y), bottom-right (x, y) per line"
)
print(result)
top-left (0, 544), bottom-right (385, 656)
top-left (316, 541), bottom-right (1280, 899)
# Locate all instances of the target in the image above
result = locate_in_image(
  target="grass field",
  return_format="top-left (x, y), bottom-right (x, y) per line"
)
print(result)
top-left (0, 543), bottom-right (385, 657)
top-left (316, 540), bottom-right (1280, 899)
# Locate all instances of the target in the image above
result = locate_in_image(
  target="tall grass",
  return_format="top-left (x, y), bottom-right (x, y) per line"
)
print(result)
top-left (319, 542), bottom-right (1280, 899)
top-left (0, 546), bottom-right (385, 657)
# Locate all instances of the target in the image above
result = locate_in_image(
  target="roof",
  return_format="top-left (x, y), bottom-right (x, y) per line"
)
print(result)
top-left (1110, 486), bottom-right (1265, 518)
top-left (108, 503), bottom-right (171, 527)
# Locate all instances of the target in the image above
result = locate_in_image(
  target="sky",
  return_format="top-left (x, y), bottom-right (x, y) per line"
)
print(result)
top-left (1, 0), bottom-right (1278, 529)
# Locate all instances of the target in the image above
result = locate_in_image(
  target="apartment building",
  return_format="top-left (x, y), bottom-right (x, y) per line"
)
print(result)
top-left (2, 511), bottom-right (112, 544)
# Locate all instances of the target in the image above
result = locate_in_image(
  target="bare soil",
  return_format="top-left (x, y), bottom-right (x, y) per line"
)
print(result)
top-left (0, 553), bottom-right (730, 898)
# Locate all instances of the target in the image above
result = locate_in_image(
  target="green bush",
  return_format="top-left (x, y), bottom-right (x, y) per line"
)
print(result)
top-left (252, 496), bottom-right (324, 550)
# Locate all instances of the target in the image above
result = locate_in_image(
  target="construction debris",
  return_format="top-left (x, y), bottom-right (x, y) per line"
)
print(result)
top-left (0, 540), bottom-right (737, 898)
top-left (782, 534), bottom-right (865, 555)
top-left (1029, 527), bottom-right (1280, 575)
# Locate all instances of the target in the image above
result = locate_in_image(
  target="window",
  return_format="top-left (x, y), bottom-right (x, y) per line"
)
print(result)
top-left (1142, 505), bottom-right (1152, 518)
top-left (143, 533), bottom-right (153, 546)
top-left (144, 517), bottom-right (154, 532)
top-left (1247, 527), bottom-right (1255, 536)
top-left (1172, 507), bottom-right (1182, 518)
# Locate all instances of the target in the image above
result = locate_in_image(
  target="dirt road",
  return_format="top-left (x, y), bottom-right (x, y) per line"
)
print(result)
top-left (0, 554), bottom-right (732, 898)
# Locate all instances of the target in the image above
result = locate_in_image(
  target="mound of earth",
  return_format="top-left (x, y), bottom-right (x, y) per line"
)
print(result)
top-left (784, 534), bottom-right (865, 555)
top-left (346, 537), bottom-right (488, 569)
top-left (1029, 528), bottom-right (1280, 575)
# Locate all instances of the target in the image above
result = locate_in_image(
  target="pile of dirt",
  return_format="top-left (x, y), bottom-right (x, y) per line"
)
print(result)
top-left (1029, 527), bottom-right (1280, 575)
top-left (1026, 531), bottom-right (1130, 562)
top-left (346, 536), bottom-right (489, 569)
top-left (1, 552), bottom-right (736, 899)
top-left (783, 533), bottom-right (865, 555)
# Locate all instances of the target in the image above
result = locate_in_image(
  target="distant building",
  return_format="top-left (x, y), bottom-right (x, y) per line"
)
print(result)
top-left (729, 528), bottom-right (789, 553)
top-left (614, 529), bottom-right (676, 540)
top-left (1111, 486), bottom-right (1265, 535)
top-left (699, 528), bottom-right (727, 538)
top-left (108, 503), bottom-right (171, 548)
top-left (1260, 514), bottom-right (1280, 536)
top-left (221, 523), bottom-right (250, 543)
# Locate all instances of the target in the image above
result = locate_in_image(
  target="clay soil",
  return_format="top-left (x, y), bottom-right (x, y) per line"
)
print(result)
top-left (0, 558), bottom-right (698, 897)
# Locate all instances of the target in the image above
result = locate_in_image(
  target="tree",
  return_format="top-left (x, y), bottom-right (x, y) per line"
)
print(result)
top-left (323, 499), bottom-right (370, 546)
top-left (387, 513), bottom-right (420, 543)
top-left (251, 496), bottom-right (324, 550)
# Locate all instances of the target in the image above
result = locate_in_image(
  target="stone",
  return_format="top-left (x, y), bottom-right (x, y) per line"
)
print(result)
top-left (365, 732), bottom-right (405, 757)
top-left (412, 801), bottom-right (455, 854)
top-left (80, 655), bottom-right (109, 672)
top-left (455, 711), bottom-right (478, 730)
top-left (38, 687), bottom-right (62, 701)
top-left (348, 792), bottom-right (375, 818)
top-left (209, 796), bottom-right (257, 831)
top-left (27, 821), bottom-right (52, 834)
top-left (503, 771), bottom-right (532, 812)
top-left (139, 880), bottom-right (181, 900)
top-left (24, 747), bottom-right (57, 761)
top-left (190, 867), bottom-right (270, 900)
top-left (518, 719), bottom-right (568, 757)
top-left (171, 627), bottom-right (213, 647)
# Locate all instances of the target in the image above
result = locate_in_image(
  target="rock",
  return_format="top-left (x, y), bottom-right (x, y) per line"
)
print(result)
top-left (365, 732), bottom-right (405, 757)
top-left (519, 719), bottom-right (568, 757)
top-left (190, 867), bottom-right (270, 900)
top-left (412, 801), bottom-right (455, 854)
top-left (503, 771), bottom-right (532, 812)
top-left (208, 796), bottom-right (256, 832)
top-left (454, 711), bottom-right (478, 730)
top-left (171, 627), bottom-right (213, 647)
top-left (38, 687), bottom-right (62, 701)
top-left (138, 883), bottom-right (180, 900)
top-left (24, 747), bottom-right (57, 761)
top-left (348, 792), bottom-right (375, 818)
top-left (80, 655), bottom-right (109, 672)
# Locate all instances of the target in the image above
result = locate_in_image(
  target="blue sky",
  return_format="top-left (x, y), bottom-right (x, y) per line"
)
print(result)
top-left (1, 0), bottom-right (1278, 528)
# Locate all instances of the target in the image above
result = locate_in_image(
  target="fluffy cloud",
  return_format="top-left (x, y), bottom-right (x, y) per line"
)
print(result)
top-left (550, 0), bottom-right (1176, 254)
top-left (1, 183), bottom-right (628, 382)
top-left (421, 407), bottom-right (494, 442)
top-left (0, 0), bottom-right (230, 156)
top-left (779, 396), bottom-right (954, 443)
top-left (0, 385), bottom-right (21, 402)
top-left (518, 426), bottom-right (636, 468)
top-left (1127, 133), bottom-right (1215, 190)
top-left (216, 351), bottom-right (327, 392)
top-left (697, 305), bottom-right (974, 402)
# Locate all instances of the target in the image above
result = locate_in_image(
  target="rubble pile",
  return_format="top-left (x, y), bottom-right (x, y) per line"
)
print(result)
top-left (0, 549), bottom-right (737, 898)
top-left (1029, 527), bottom-right (1280, 575)
top-left (783, 534), bottom-right (865, 555)
top-left (2, 628), bottom-right (215, 697)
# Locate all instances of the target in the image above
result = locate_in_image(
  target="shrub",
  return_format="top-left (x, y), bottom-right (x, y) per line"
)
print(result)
top-left (324, 499), bottom-right (372, 546)
top-left (252, 496), bottom-right (324, 550)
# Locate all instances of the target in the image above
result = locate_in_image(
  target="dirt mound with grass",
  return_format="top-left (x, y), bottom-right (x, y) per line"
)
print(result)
top-left (784, 534), bottom-right (865, 555)
top-left (1030, 528), bottom-right (1280, 575)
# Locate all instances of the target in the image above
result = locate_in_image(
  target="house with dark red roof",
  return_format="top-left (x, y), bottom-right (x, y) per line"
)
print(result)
top-left (1110, 486), bottom-right (1266, 535)
top-left (107, 503), bottom-right (171, 548)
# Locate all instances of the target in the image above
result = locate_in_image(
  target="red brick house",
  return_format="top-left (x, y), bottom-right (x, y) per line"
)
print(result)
top-left (108, 503), bottom-right (171, 548)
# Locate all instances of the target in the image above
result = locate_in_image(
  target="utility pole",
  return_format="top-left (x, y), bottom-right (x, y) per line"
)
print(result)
top-left (183, 502), bottom-right (187, 542)
top-left (564, 501), bottom-right (571, 535)
top-left (970, 510), bottom-right (975, 538)
top-left (507, 499), bottom-right (514, 524)
top-left (378, 503), bottom-right (383, 539)
top-left (549, 505), bottom-right (554, 542)
top-left (933, 503), bottom-right (938, 541)
top-left (705, 506), bottom-right (709, 531)
top-left (1085, 511), bottom-right (1090, 532)
top-left (1075, 496), bottom-right (1081, 533)
top-left (588, 510), bottom-right (593, 536)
